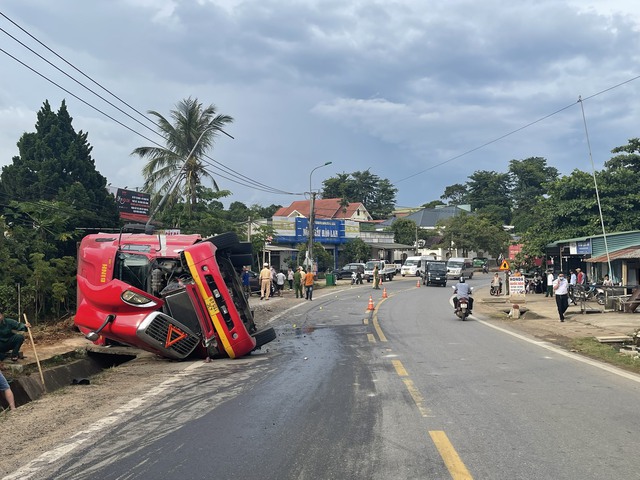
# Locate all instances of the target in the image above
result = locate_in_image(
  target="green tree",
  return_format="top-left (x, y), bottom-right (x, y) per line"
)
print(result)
top-left (321, 170), bottom-right (397, 220)
top-left (440, 184), bottom-right (468, 205)
top-left (605, 138), bottom-right (640, 172)
top-left (465, 170), bottom-right (511, 224)
top-left (508, 157), bottom-right (558, 233)
top-left (391, 218), bottom-right (418, 247)
top-left (0, 100), bottom-right (119, 252)
top-left (132, 97), bottom-right (233, 216)
top-left (341, 238), bottom-right (371, 264)
top-left (421, 200), bottom-right (446, 209)
top-left (298, 241), bottom-right (334, 272)
top-left (436, 212), bottom-right (509, 258)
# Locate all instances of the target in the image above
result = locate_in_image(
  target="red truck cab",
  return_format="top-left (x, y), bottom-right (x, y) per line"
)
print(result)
top-left (75, 230), bottom-right (275, 360)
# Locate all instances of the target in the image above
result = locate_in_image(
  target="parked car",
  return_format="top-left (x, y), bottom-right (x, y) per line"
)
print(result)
top-left (335, 263), bottom-right (365, 279)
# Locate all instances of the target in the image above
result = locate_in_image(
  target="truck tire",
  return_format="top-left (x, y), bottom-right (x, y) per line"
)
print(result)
top-left (252, 327), bottom-right (277, 349)
top-left (204, 232), bottom-right (239, 250)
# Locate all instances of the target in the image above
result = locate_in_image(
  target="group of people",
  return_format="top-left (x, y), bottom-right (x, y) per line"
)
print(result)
top-left (546, 268), bottom-right (614, 322)
top-left (254, 263), bottom-right (316, 301)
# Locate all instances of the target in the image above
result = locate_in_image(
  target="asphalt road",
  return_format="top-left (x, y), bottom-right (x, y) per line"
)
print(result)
top-left (20, 277), bottom-right (640, 479)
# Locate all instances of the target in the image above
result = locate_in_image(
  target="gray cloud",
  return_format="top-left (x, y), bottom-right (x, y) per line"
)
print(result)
top-left (1, 0), bottom-right (640, 211)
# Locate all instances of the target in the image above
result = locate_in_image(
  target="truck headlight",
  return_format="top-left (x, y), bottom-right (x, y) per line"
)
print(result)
top-left (121, 290), bottom-right (157, 307)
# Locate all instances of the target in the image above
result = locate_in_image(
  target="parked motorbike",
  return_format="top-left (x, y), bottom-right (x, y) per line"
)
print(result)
top-left (574, 284), bottom-right (606, 305)
top-left (490, 285), bottom-right (502, 296)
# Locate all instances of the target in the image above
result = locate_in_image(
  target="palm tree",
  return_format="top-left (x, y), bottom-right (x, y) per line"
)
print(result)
top-left (132, 97), bottom-right (233, 215)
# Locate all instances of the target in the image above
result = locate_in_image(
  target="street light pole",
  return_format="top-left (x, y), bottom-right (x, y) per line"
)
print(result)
top-left (308, 161), bottom-right (332, 274)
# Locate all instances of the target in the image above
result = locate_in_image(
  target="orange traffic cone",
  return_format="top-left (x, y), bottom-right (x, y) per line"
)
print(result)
top-left (367, 295), bottom-right (375, 311)
top-left (382, 287), bottom-right (388, 299)
top-left (416, 279), bottom-right (421, 287)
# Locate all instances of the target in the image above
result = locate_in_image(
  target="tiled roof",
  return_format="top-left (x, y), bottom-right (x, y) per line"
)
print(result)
top-left (273, 198), bottom-right (369, 219)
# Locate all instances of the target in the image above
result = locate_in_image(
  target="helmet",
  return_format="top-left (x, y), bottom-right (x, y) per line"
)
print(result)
top-left (459, 276), bottom-right (465, 283)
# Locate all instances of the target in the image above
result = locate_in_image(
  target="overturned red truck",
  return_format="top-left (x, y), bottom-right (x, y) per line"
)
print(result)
top-left (74, 230), bottom-right (276, 360)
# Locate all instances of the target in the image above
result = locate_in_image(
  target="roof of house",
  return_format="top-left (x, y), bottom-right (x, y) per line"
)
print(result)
top-left (273, 198), bottom-right (369, 219)
top-left (379, 205), bottom-right (469, 228)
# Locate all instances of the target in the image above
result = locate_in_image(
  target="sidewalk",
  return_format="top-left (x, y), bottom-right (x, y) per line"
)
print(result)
top-left (475, 280), bottom-right (640, 341)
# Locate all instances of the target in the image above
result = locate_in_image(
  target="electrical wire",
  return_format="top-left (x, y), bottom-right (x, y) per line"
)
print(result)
top-left (0, 12), bottom-right (298, 196)
top-left (393, 74), bottom-right (640, 186)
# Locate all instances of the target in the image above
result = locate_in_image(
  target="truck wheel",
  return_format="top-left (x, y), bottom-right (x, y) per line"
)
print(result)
top-left (204, 232), bottom-right (239, 249)
top-left (252, 327), bottom-right (277, 349)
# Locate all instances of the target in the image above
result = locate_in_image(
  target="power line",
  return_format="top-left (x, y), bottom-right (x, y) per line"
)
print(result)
top-left (0, 12), bottom-right (298, 196)
top-left (393, 74), bottom-right (640, 186)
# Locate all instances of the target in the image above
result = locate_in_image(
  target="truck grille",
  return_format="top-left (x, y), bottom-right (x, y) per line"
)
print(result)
top-left (138, 312), bottom-right (200, 359)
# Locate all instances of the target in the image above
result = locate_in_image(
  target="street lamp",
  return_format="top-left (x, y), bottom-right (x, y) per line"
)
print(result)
top-left (307, 161), bottom-right (333, 273)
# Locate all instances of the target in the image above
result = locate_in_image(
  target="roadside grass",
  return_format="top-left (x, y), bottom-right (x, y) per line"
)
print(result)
top-left (570, 337), bottom-right (640, 374)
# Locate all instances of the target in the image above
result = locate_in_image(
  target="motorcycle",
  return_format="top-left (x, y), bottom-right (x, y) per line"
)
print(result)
top-left (490, 284), bottom-right (502, 296)
top-left (451, 286), bottom-right (473, 320)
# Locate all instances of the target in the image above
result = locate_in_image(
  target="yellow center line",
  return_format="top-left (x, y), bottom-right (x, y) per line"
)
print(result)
top-left (367, 333), bottom-right (376, 343)
top-left (392, 359), bottom-right (408, 376)
top-left (429, 431), bottom-right (474, 479)
top-left (403, 378), bottom-right (432, 417)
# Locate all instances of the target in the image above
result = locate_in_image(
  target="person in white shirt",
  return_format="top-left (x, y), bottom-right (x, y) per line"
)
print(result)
top-left (276, 270), bottom-right (286, 296)
top-left (545, 271), bottom-right (554, 297)
top-left (553, 272), bottom-right (570, 322)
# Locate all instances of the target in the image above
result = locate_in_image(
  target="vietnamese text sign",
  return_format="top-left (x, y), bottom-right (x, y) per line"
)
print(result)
top-left (509, 275), bottom-right (526, 302)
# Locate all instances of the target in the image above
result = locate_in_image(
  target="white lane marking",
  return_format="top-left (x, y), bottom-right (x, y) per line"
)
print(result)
top-left (3, 362), bottom-right (204, 480)
top-left (476, 318), bottom-right (640, 384)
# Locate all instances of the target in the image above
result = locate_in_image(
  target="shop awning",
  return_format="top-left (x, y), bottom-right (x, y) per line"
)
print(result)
top-left (586, 246), bottom-right (640, 263)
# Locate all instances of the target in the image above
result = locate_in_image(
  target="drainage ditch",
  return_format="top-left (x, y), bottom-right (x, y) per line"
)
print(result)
top-left (2, 348), bottom-right (138, 409)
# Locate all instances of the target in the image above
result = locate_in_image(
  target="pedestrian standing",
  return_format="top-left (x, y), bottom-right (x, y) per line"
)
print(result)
top-left (276, 270), bottom-right (286, 296)
top-left (241, 267), bottom-right (251, 297)
top-left (553, 272), bottom-right (569, 322)
top-left (569, 269), bottom-right (577, 305)
top-left (294, 266), bottom-right (304, 298)
top-left (304, 269), bottom-right (315, 300)
top-left (373, 265), bottom-right (380, 289)
top-left (545, 271), bottom-right (554, 297)
top-left (0, 371), bottom-right (16, 410)
top-left (259, 263), bottom-right (272, 300)
top-left (287, 268), bottom-right (294, 291)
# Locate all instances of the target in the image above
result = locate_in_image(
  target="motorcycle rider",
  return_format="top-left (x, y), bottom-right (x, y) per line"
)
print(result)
top-left (453, 276), bottom-right (474, 314)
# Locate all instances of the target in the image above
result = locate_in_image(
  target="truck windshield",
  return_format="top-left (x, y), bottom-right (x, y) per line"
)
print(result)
top-left (448, 261), bottom-right (464, 268)
top-left (114, 252), bottom-right (151, 291)
top-left (365, 261), bottom-right (379, 270)
top-left (404, 259), bottom-right (418, 266)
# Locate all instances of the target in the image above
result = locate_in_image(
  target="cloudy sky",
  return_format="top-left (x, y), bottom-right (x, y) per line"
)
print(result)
top-left (1, 1), bottom-right (640, 211)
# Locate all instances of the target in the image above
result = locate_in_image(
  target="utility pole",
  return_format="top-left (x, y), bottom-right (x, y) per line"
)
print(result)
top-left (308, 192), bottom-right (316, 273)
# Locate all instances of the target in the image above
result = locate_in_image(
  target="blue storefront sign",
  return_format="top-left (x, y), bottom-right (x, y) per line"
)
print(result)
top-left (272, 217), bottom-right (352, 244)
top-left (576, 240), bottom-right (591, 255)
